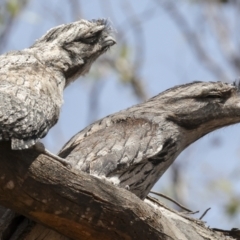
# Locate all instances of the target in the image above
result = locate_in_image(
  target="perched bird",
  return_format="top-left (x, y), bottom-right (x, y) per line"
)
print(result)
top-left (0, 19), bottom-right (116, 165)
top-left (59, 81), bottom-right (240, 199)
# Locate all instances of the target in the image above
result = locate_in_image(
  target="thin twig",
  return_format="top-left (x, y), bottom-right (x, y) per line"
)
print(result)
top-left (150, 191), bottom-right (193, 212)
top-left (185, 210), bottom-right (199, 215)
top-left (199, 207), bottom-right (211, 220)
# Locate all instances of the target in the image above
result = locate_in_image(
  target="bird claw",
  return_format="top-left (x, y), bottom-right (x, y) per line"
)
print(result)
top-left (34, 142), bottom-right (72, 169)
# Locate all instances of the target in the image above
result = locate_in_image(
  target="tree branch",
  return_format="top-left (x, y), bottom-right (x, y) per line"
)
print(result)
top-left (0, 141), bottom-right (236, 240)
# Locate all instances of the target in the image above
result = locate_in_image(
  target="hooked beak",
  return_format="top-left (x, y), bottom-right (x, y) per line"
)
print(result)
top-left (101, 36), bottom-right (116, 49)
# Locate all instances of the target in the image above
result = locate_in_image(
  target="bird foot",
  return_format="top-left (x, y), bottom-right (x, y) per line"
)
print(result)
top-left (34, 142), bottom-right (72, 169)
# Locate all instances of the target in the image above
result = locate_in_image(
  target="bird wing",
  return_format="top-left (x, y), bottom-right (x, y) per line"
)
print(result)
top-left (59, 108), bottom-right (177, 199)
top-left (0, 59), bottom-right (60, 149)
top-left (59, 115), bottom-right (168, 176)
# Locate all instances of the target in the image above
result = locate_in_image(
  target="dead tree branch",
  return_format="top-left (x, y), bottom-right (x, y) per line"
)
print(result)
top-left (0, 141), bottom-right (237, 240)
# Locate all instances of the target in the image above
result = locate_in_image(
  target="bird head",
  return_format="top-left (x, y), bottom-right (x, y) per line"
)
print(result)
top-left (153, 81), bottom-right (240, 145)
top-left (32, 19), bottom-right (116, 86)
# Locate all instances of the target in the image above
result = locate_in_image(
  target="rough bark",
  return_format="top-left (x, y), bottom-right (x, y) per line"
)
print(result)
top-left (0, 141), bottom-right (237, 240)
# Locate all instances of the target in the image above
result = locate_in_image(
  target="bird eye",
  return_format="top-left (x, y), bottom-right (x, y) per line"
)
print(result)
top-left (84, 36), bottom-right (97, 44)
top-left (199, 89), bottom-right (224, 99)
top-left (204, 94), bottom-right (222, 98)
top-left (200, 91), bottom-right (232, 102)
top-left (75, 31), bottom-right (102, 44)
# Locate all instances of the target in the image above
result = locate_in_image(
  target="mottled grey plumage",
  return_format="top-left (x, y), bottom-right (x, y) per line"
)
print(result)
top-left (59, 81), bottom-right (240, 199)
top-left (0, 19), bottom-right (115, 150)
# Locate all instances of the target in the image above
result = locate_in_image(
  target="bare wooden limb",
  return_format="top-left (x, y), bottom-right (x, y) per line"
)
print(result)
top-left (0, 141), bottom-right (236, 240)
